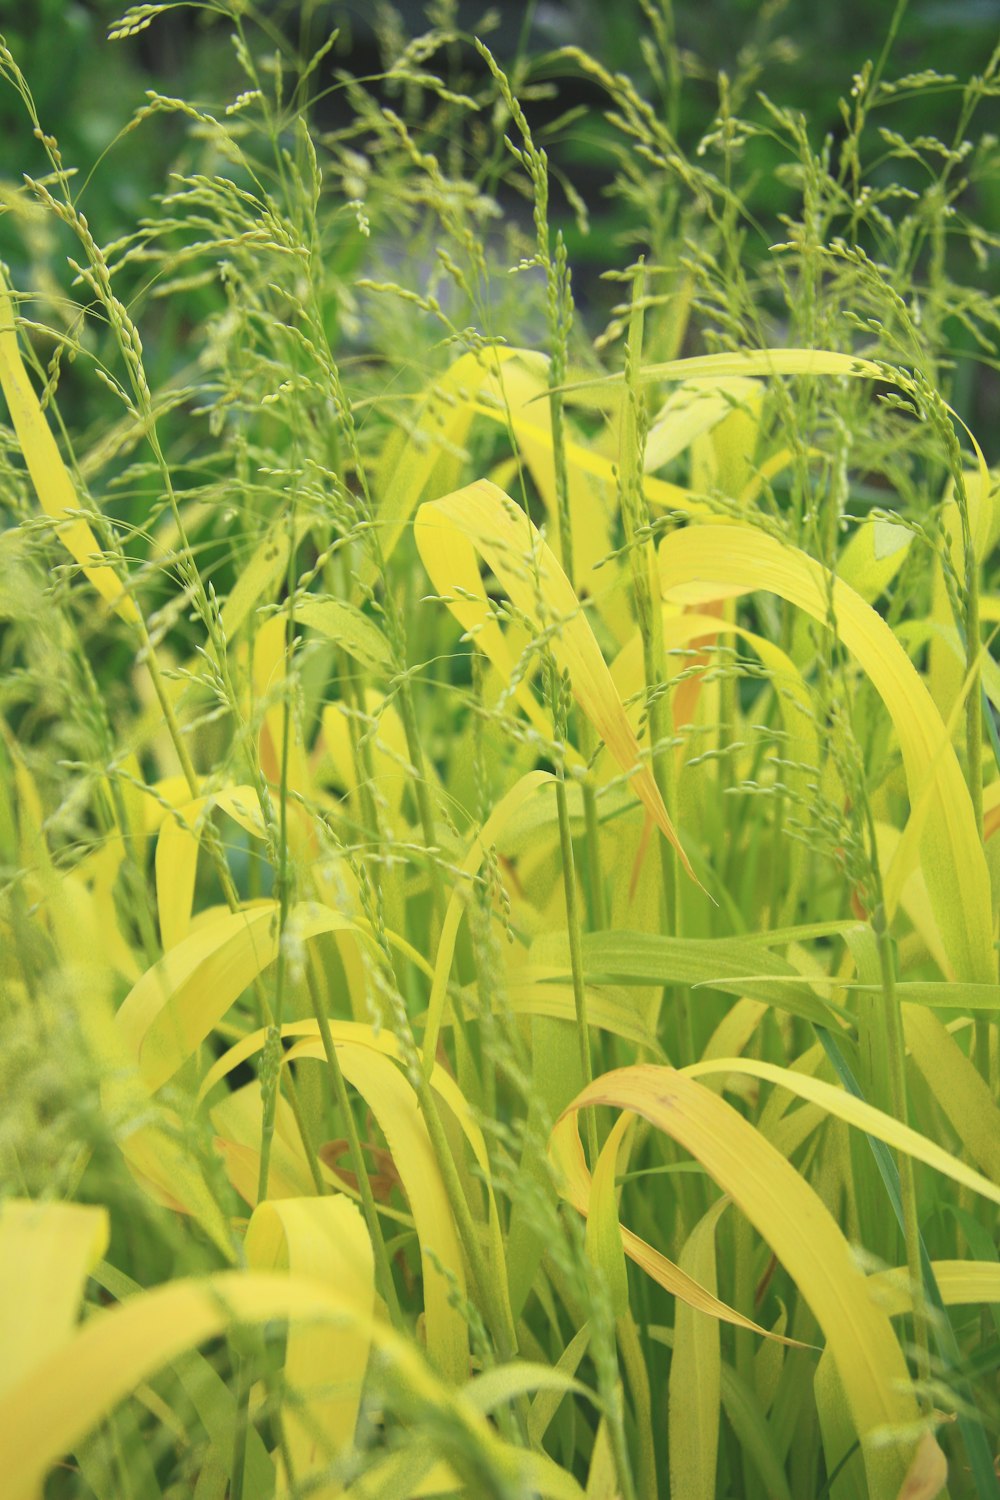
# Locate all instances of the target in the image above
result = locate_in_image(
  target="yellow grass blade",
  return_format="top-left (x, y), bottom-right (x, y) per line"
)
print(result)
top-left (0, 271), bottom-right (138, 623)
top-left (119, 1113), bottom-right (238, 1260)
top-left (984, 778), bottom-right (1000, 842)
top-left (838, 517), bottom-right (913, 604)
top-left (246, 1197), bottom-right (374, 1496)
top-left (155, 803), bottom-right (203, 953)
top-left (0, 1200), bottom-right (108, 1400)
top-left (549, 347), bottom-right (885, 403)
top-left (463, 356), bottom-right (619, 609)
top-left (585, 1420), bottom-right (619, 1499)
top-left (658, 523), bottom-right (994, 983)
top-left (894, 1433), bottom-right (948, 1500)
top-left (253, 614), bottom-right (314, 799)
top-left (368, 348), bottom-right (520, 564)
top-left (0, 1268), bottom-right (529, 1500)
top-left (206, 1016), bottom-right (513, 1342)
top-left (283, 1030), bottom-right (513, 1346)
top-left (318, 693), bottom-right (413, 836)
top-left (296, 597), bottom-right (394, 674)
top-left (423, 769), bottom-right (554, 1069)
top-left (415, 479), bottom-right (696, 878)
top-left (221, 511), bottom-right (315, 638)
top-left (584, 1113), bottom-right (631, 1317)
top-left (213, 1083), bottom-right (317, 1203)
top-left (684, 1056), bottom-right (1000, 1198)
top-left (552, 1064), bottom-right (918, 1495)
top-left (116, 900), bottom-right (377, 1092)
top-left (814, 1352), bottom-right (869, 1500)
top-left (549, 1092), bottom-right (804, 1344)
top-left (902, 1007), bottom-right (1000, 1182)
top-left (154, 785), bottom-right (264, 952)
top-left (553, 343), bottom-right (990, 551)
top-left (473, 968), bottom-right (660, 1049)
top-left (128, 948), bottom-right (473, 1380)
top-left (371, 345), bottom-right (694, 640)
top-left (468, 383), bottom-right (701, 517)
top-left (296, 1041), bottom-right (469, 1381)
top-left (669, 1199), bottom-right (727, 1500)
top-left (646, 377), bottom-right (761, 472)
top-left (413, 481), bottom-right (555, 742)
top-left (528, 1326), bottom-right (592, 1445)
top-left (871, 1259), bottom-right (1000, 1317)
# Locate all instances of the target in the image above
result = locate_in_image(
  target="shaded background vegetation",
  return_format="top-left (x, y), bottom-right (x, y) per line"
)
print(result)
top-left (3, 0), bottom-right (998, 443)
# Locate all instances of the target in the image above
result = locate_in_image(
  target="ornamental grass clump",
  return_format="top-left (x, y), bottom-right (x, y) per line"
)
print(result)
top-left (1, 4), bottom-right (999, 1497)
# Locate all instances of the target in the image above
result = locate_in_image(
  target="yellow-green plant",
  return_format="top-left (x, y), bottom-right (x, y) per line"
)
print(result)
top-left (1, 5), bottom-right (999, 1499)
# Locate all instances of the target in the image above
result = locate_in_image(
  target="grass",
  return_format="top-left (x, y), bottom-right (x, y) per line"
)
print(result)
top-left (1, 3), bottom-right (999, 1497)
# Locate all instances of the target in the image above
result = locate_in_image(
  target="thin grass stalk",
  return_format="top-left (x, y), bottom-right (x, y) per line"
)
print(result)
top-left (470, 649), bottom-right (500, 1124)
top-left (303, 965), bottom-right (405, 1329)
top-left (411, 1061), bottom-right (517, 1362)
top-left (256, 503), bottom-right (298, 1205)
top-left (546, 234), bottom-right (607, 934)
top-left (942, 456), bottom-right (984, 841)
top-left (958, 493), bottom-right (990, 1083)
top-left (229, 1353), bottom-right (252, 1500)
top-left (320, 570), bottom-right (519, 1358)
top-left (864, 878), bottom-right (932, 1400)
top-left (619, 269), bottom-right (694, 1072)
top-left (73, 644), bottom-right (161, 968)
top-left (476, 364), bottom-right (602, 1171)
top-left (309, 335), bottom-right (449, 925)
top-left (480, 39), bottom-right (607, 934)
top-left (550, 661), bottom-right (598, 1170)
top-left (543, 231), bottom-right (600, 1163)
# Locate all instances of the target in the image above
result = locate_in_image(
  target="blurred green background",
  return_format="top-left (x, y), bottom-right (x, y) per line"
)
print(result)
top-left (1, 0), bottom-right (997, 447)
top-left (3, 0), bottom-right (996, 261)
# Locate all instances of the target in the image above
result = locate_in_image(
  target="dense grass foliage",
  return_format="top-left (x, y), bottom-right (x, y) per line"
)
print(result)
top-left (1, 4), bottom-right (1000, 1498)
